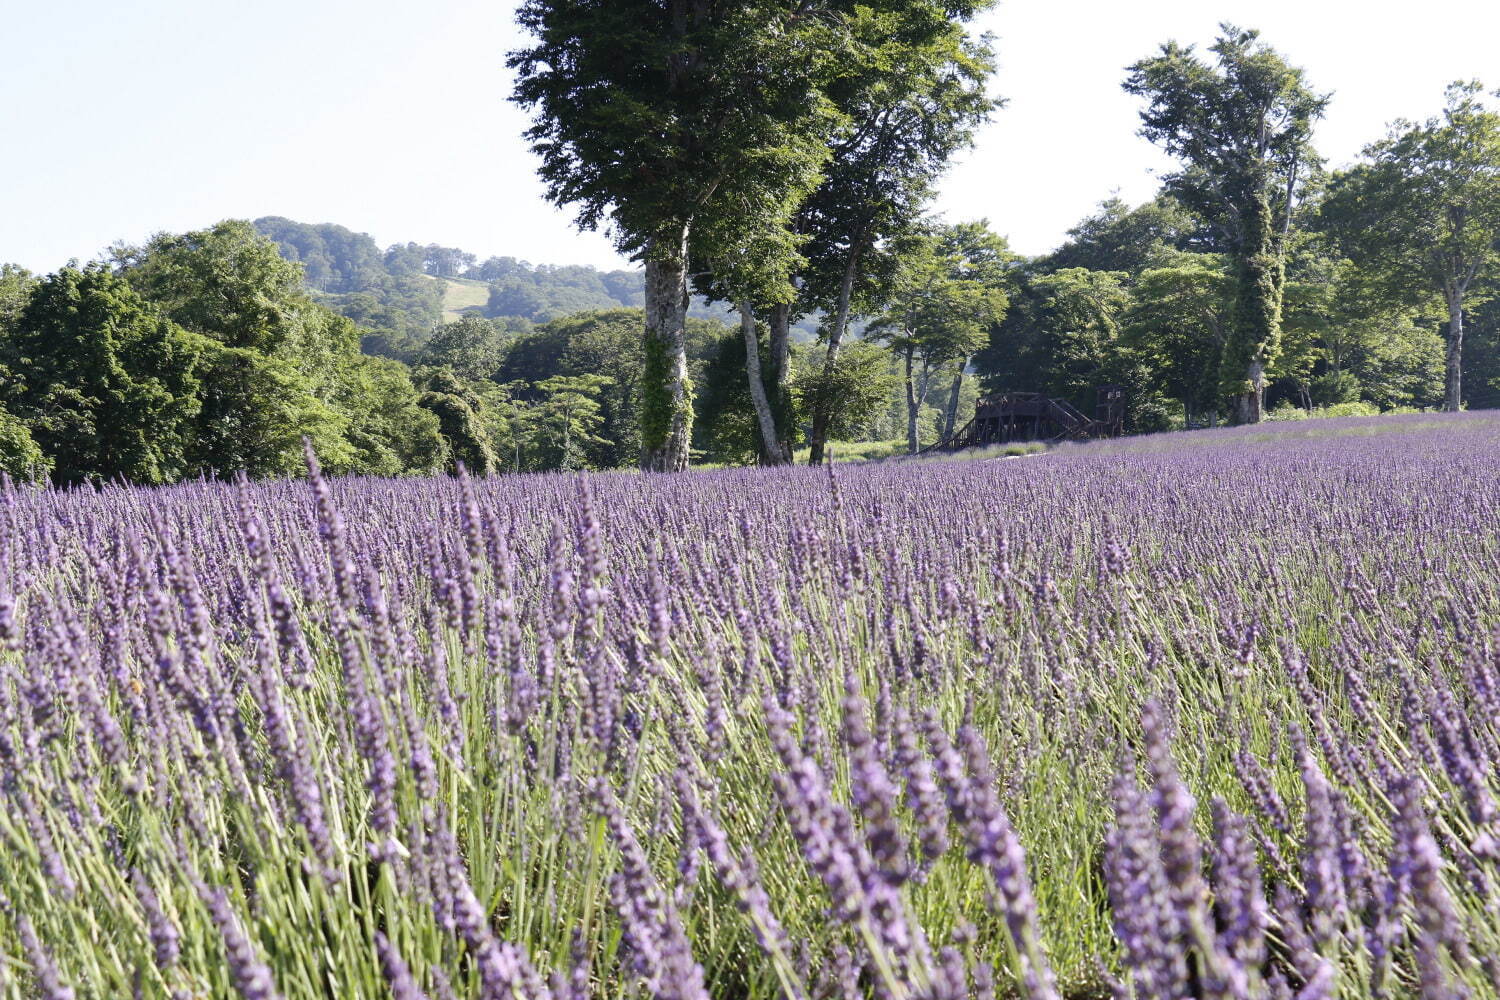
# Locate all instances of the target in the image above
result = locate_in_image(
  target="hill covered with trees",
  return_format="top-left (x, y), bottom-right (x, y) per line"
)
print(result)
top-left (250, 217), bottom-right (820, 360)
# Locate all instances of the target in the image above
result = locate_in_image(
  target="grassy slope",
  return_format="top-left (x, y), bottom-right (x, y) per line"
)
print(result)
top-left (423, 274), bottom-right (491, 322)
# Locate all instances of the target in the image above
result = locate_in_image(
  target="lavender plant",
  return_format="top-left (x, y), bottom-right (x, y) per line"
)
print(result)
top-left (0, 411), bottom-right (1498, 999)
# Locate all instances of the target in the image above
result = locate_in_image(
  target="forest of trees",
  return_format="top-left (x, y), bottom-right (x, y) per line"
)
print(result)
top-left (2, 18), bottom-right (1498, 486)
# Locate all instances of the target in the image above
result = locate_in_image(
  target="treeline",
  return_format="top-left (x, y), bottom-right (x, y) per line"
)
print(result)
top-left (984, 190), bottom-right (1500, 426)
top-left (0, 221), bottom-right (904, 483)
top-left (0, 223), bottom-right (453, 484)
top-left (985, 73), bottom-right (1500, 424)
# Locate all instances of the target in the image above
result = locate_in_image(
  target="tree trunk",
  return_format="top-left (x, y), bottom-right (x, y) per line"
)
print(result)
top-left (1232, 359), bottom-right (1266, 424)
top-left (1226, 190), bottom-right (1284, 425)
top-left (808, 235), bottom-right (867, 465)
top-left (641, 229), bottom-right (693, 472)
top-left (942, 358), bottom-right (966, 441)
top-left (739, 301), bottom-right (787, 464)
top-left (1445, 290), bottom-right (1464, 412)
top-left (904, 346), bottom-right (920, 455)
top-left (768, 303), bottom-right (793, 460)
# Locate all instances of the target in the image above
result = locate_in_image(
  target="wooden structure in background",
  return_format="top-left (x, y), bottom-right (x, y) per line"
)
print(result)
top-left (925, 385), bottom-right (1125, 453)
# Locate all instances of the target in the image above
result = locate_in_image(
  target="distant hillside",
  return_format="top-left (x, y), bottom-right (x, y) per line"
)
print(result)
top-left (252, 217), bottom-right (814, 357)
top-left (429, 275), bottom-right (491, 322)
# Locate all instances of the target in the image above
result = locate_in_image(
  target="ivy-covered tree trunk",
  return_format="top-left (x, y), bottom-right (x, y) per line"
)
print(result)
top-left (1225, 191), bottom-right (1285, 424)
top-left (739, 302), bottom-right (788, 465)
top-left (641, 230), bottom-right (693, 472)
top-left (1444, 288), bottom-right (1464, 411)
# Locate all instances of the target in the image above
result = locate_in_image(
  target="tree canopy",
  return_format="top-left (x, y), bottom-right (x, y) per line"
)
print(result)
top-left (1320, 83), bottom-right (1500, 411)
top-left (1125, 24), bottom-right (1328, 423)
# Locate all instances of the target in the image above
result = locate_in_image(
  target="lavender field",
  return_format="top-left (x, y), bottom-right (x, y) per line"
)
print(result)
top-left (2, 412), bottom-right (1499, 1000)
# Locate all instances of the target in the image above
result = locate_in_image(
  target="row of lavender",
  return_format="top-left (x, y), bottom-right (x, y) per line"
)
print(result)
top-left (0, 413), bottom-right (1497, 999)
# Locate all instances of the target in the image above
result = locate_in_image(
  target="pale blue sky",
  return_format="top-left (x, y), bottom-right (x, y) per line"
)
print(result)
top-left (3, 0), bottom-right (1498, 274)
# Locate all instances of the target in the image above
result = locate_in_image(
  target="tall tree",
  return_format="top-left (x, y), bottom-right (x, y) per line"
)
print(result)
top-left (529, 373), bottom-right (614, 471)
top-left (1025, 268), bottom-right (1130, 408)
top-left (1319, 82), bottom-right (1500, 411)
top-left (801, 5), bottom-right (997, 463)
top-left (1122, 256), bottom-right (1234, 425)
top-left (1043, 196), bottom-right (1206, 276)
top-left (188, 346), bottom-right (354, 478)
top-left (1125, 25), bottom-right (1328, 423)
top-left (415, 369), bottom-right (499, 475)
top-left (510, 0), bottom-right (840, 471)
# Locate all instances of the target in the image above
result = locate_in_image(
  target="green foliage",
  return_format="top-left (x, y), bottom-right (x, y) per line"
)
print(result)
top-left (115, 221), bottom-right (443, 479)
top-left (527, 374), bottom-right (614, 471)
top-left (867, 221), bottom-right (1012, 451)
top-left (252, 218), bottom-right (446, 354)
top-left (1044, 196), bottom-right (1206, 276)
top-left (477, 382), bottom-right (533, 474)
top-left (871, 223), bottom-right (1011, 351)
top-left (326, 355), bottom-right (447, 478)
top-left (485, 262), bottom-right (642, 321)
top-left (1319, 81), bottom-right (1500, 410)
top-left (512, 0), bottom-right (841, 281)
top-left (1122, 255), bottom-right (1235, 422)
top-left (1307, 369), bottom-right (1359, 407)
top-left (419, 314), bottom-right (510, 381)
top-left (495, 309), bottom-right (729, 469)
top-left (1463, 286), bottom-right (1500, 411)
top-left (383, 241), bottom-right (476, 278)
top-left (985, 266), bottom-right (1179, 433)
top-left (1320, 83), bottom-right (1500, 310)
top-left (1026, 268), bottom-right (1129, 401)
top-left (415, 369), bottom-right (499, 475)
top-left (0, 221), bottom-right (461, 484)
top-left (3, 265), bottom-right (206, 485)
top-left (1124, 26), bottom-right (1327, 248)
top-left (796, 4), bottom-right (998, 315)
top-left (638, 329), bottom-right (689, 463)
top-left (795, 341), bottom-right (901, 440)
top-left (188, 343), bottom-right (353, 479)
top-left (512, 0), bottom-right (930, 468)
top-left (335, 275), bottom-right (447, 357)
top-left (1267, 399), bottom-right (1386, 421)
top-left (252, 217), bottom-right (389, 293)
top-left (0, 263), bottom-right (37, 335)
top-left (1280, 249), bottom-right (1445, 411)
top-left (694, 327), bottom-right (770, 466)
top-left (0, 405), bottom-right (48, 481)
top-left (788, 437), bottom-right (912, 464)
top-left (117, 221), bottom-right (311, 353)
top-left (788, 4), bottom-right (997, 464)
